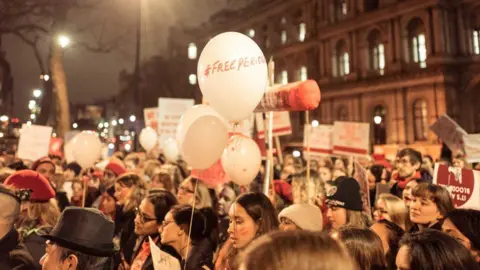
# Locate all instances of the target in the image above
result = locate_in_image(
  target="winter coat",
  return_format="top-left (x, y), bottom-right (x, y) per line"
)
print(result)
top-left (117, 208), bottom-right (137, 264)
top-left (0, 229), bottom-right (36, 270)
top-left (20, 226), bottom-right (52, 270)
top-left (182, 238), bottom-right (214, 270)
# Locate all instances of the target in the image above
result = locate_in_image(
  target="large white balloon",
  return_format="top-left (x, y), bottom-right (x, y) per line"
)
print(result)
top-left (197, 32), bottom-right (268, 122)
top-left (71, 131), bottom-right (102, 169)
top-left (178, 112), bottom-right (228, 170)
top-left (221, 135), bottom-right (261, 186)
top-left (139, 127), bottom-right (158, 151)
top-left (163, 138), bottom-right (180, 162)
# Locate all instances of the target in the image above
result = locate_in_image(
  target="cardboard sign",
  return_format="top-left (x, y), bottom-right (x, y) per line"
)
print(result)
top-left (49, 138), bottom-right (64, 157)
top-left (255, 112), bottom-right (292, 139)
top-left (332, 121), bottom-right (370, 157)
top-left (303, 124), bottom-right (333, 156)
top-left (149, 237), bottom-right (181, 270)
top-left (17, 124), bottom-right (53, 161)
top-left (464, 134), bottom-right (480, 163)
top-left (433, 163), bottom-right (480, 209)
top-left (144, 107), bottom-right (159, 130)
top-left (430, 114), bottom-right (467, 154)
top-left (157, 98), bottom-right (194, 144)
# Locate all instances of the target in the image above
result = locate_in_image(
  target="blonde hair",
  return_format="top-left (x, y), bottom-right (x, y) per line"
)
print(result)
top-left (187, 177), bottom-right (212, 209)
top-left (377, 194), bottom-right (408, 230)
top-left (143, 159), bottom-right (161, 179)
top-left (346, 210), bottom-right (372, 229)
top-left (116, 173), bottom-right (147, 213)
top-left (17, 199), bottom-right (61, 234)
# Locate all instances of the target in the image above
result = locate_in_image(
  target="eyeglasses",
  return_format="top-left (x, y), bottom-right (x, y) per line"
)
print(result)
top-left (135, 207), bottom-right (157, 223)
top-left (178, 186), bottom-right (194, 194)
top-left (161, 220), bottom-right (174, 228)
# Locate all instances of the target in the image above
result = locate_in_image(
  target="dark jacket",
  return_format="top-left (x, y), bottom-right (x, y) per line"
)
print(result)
top-left (55, 191), bottom-right (70, 211)
top-left (117, 208), bottom-right (137, 264)
top-left (131, 234), bottom-right (181, 270)
top-left (409, 219), bottom-right (444, 233)
top-left (20, 226), bottom-right (52, 270)
top-left (182, 238), bottom-right (214, 270)
top-left (0, 229), bottom-right (36, 270)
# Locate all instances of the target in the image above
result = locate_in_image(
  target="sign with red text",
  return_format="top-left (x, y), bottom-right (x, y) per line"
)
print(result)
top-left (430, 114), bottom-right (467, 154)
top-left (303, 124), bottom-right (333, 156)
top-left (255, 112), bottom-right (292, 139)
top-left (464, 134), bottom-right (480, 163)
top-left (157, 98), bottom-right (194, 144)
top-left (17, 124), bottom-right (53, 161)
top-left (49, 138), bottom-right (63, 157)
top-left (202, 56), bottom-right (267, 78)
top-left (332, 121), bottom-right (370, 157)
top-left (434, 163), bottom-right (480, 209)
top-left (144, 108), bottom-right (158, 131)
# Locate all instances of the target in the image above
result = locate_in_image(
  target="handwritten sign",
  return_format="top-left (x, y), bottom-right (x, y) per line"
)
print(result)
top-left (430, 114), bottom-right (467, 154)
top-left (17, 124), bottom-right (52, 161)
top-left (158, 98), bottom-right (194, 145)
top-left (303, 124), bottom-right (333, 156)
top-left (144, 108), bottom-right (159, 130)
top-left (434, 163), bottom-right (480, 209)
top-left (332, 121), bottom-right (370, 157)
top-left (464, 134), bottom-right (480, 163)
top-left (255, 112), bottom-right (292, 139)
top-left (354, 161), bottom-right (371, 215)
top-left (203, 56), bottom-right (267, 77)
top-left (149, 237), bottom-right (181, 270)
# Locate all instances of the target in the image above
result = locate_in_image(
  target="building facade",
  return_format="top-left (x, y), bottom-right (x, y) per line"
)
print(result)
top-left (168, 0), bottom-right (480, 157)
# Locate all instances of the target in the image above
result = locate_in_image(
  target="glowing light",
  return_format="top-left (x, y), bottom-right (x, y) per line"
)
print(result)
top-left (119, 118), bottom-right (124, 125)
top-left (98, 123), bottom-right (103, 129)
top-left (33, 89), bottom-right (42, 98)
top-left (129, 115), bottom-right (136, 122)
top-left (43, 75), bottom-right (50, 81)
top-left (311, 120), bottom-right (319, 127)
top-left (0, 115), bottom-right (8, 122)
top-left (293, 150), bottom-right (301, 158)
top-left (26, 121), bottom-right (32, 126)
top-left (72, 123), bottom-right (78, 129)
top-left (108, 143), bottom-right (115, 149)
top-left (125, 144), bottom-right (131, 152)
top-left (104, 122), bottom-right (109, 128)
top-left (58, 35), bottom-right (71, 48)
top-left (374, 116), bottom-right (382, 125)
top-left (111, 120), bottom-right (118, 126)
top-left (30, 114), bottom-right (36, 120)
top-left (52, 133), bottom-right (57, 137)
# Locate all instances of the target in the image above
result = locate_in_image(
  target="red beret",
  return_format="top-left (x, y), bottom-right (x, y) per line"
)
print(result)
top-left (31, 157), bottom-right (56, 172)
top-left (105, 161), bottom-right (127, 177)
top-left (4, 170), bottom-right (55, 202)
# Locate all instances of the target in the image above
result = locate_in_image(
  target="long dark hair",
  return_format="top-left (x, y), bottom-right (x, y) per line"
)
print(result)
top-left (235, 192), bottom-right (279, 236)
top-left (446, 209), bottom-right (480, 251)
top-left (170, 205), bottom-right (217, 244)
top-left (374, 219), bottom-right (405, 269)
top-left (399, 230), bottom-right (480, 270)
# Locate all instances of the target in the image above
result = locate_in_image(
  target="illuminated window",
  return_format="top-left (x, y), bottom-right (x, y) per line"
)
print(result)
top-left (281, 30), bottom-right (287, 44)
top-left (188, 43), bottom-right (197, 60)
top-left (189, 74), bottom-right (197, 85)
top-left (368, 31), bottom-right (385, 74)
top-left (413, 99), bottom-right (429, 141)
top-left (281, 70), bottom-right (288, 85)
top-left (473, 30), bottom-right (480, 55)
top-left (408, 18), bottom-right (427, 68)
top-left (299, 23), bottom-right (306, 42)
top-left (335, 0), bottom-right (347, 21)
top-left (333, 40), bottom-right (350, 77)
top-left (299, 66), bottom-right (307, 81)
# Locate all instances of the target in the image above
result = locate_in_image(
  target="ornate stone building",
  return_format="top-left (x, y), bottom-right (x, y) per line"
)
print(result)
top-left (168, 0), bottom-right (480, 157)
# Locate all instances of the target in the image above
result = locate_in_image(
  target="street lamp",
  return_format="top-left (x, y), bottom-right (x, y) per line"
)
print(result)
top-left (0, 115), bottom-right (8, 122)
top-left (72, 123), bottom-right (78, 129)
top-left (119, 118), bottom-right (124, 125)
top-left (374, 116), bottom-right (382, 125)
top-left (33, 89), bottom-right (42, 98)
top-left (129, 115), bottom-right (136, 122)
top-left (30, 114), bottom-right (36, 120)
top-left (111, 120), bottom-right (118, 127)
top-left (58, 35), bottom-right (71, 48)
top-left (311, 120), bottom-right (319, 127)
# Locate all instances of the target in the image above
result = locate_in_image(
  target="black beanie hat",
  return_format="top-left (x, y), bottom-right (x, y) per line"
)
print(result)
top-left (66, 162), bottom-right (82, 177)
top-left (326, 176), bottom-right (363, 211)
top-left (446, 209), bottom-right (480, 251)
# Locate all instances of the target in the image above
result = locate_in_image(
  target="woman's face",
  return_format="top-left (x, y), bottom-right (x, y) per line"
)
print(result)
top-left (101, 195), bottom-right (116, 215)
top-left (134, 199), bottom-right (158, 236)
top-left (37, 163), bottom-right (55, 181)
top-left (402, 181), bottom-right (418, 207)
top-left (326, 206), bottom-right (347, 229)
top-left (63, 169), bottom-right (75, 181)
top-left (279, 217), bottom-right (299, 231)
top-left (367, 170), bottom-right (377, 190)
top-left (217, 187), bottom-right (235, 217)
top-left (114, 183), bottom-right (132, 206)
top-left (228, 203), bottom-right (259, 249)
top-left (72, 182), bottom-right (83, 199)
top-left (160, 212), bottom-right (183, 246)
top-left (318, 167), bottom-right (332, 182)
top-left (149, 175), bottom-right (166, 190)
top-left (396, 245), bottom-right (410, 270)
top-left (376, 199), bottom-right (391, 222)
top-left (177, 179), bottom-right (194, 206)
top-left (334, 159), bottom-right (345, 171)
top-left (409, 196), bottom-right (442, 225)
top-left (442, 218), bottom-right (479, 261)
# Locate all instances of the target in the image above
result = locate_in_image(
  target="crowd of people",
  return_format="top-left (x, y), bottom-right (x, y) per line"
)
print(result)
top-left (0, 147), bottom-right (479, 270)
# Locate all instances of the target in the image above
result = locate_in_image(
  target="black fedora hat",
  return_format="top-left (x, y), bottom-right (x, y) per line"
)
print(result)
top-left (42, 207), bottom-right (118, 257)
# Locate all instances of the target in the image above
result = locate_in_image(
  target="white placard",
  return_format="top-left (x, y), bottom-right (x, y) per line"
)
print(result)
top-left (255, 111), bottom-right (292, 139)
top-left (464, 134), bottom-right (480, 163)
top-left (303, 124), bottom-right (333, 156)
top-left (157, 98), bottom-right (194, 145)
top-left (17, 124), bottom-right (53, 161)
top-left (64, 131), bottom-right (81, 163)
top-left (149, 237), bottom-right (181, 270)
top-left (430, 114), bottom-right (467, 154)
top-left (332, 121), bottom-right (370, 157)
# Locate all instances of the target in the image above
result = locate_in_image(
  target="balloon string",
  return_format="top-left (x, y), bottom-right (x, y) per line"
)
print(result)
top-left (184, 178), bottom-right (199, 270)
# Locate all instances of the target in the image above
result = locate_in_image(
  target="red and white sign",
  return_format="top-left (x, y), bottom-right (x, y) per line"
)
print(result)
top-left (143, 108), bottom-right (158, 131)
top-left (434, 163), bottom-right (480, 209)
top-left (158, 98), bottom-right (194, 144)
top-left (464, 134), bottom-right (480, 163)
top-left (332, 121), bottom-right (370, 157)
top-left (255, 112), bottom-right (292, 139)
top-left (430, 114), bottom-right (467, 154)
top-left (303, 124), bottom-right (333, 156)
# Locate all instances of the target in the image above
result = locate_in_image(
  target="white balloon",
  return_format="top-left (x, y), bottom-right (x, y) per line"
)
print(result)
top-left (221, 135), bottom-right (261, 186)
top-left (139, 127), bottom-right (158, 151)
top-left (197, 32), bottom-right (268, 122)
top-left (163, 138), bottom-right (180, 162)
top-left (179, 114), bottom-right (228, 170)
top-left (71, 131), bottom-right (102, 169)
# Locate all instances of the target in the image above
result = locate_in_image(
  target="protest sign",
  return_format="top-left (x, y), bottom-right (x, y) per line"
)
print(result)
top-left (158, 98), bottom-right (194, 145)
top-left (255, 111), bottom-right (292, 139)
top-left (303, 124), bottom-right (333, 156)
top-left (149, 237), bottom-right (181, 270)
top-left (144, 107), bottom-right (159, 130)
top-left (17, 125), bottom-right (52, 161)
top-left (332, 121), bottom-right (370, 157)
top-left (463, 134), bottom-right (480, 163)
top-left (430, 114), bottom-right (467, 154)
top-left (64, 131), bottom-right (81, 163)
top-left (434, 163), bottom-right (480, 209)
top-left (354, 161), bottom-right (371, 215)
top-left (49, 138), bottom-right (63, 157)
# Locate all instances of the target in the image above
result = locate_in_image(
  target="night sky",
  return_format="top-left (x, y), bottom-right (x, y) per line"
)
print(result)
top-left (5, 0), bottom-right (252, 119)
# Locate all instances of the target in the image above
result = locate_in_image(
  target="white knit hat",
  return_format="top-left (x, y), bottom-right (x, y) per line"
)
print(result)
top-left (278, 204), bottom-right (323, 232)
